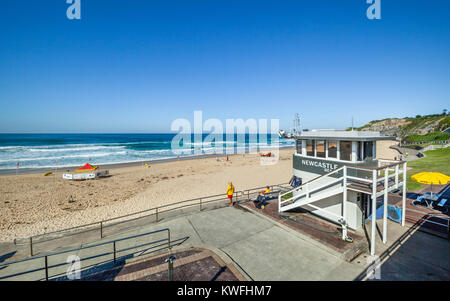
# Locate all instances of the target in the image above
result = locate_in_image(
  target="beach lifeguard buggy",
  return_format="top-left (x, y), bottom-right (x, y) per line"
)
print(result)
top-left (62, 163), bottom-right (109, 180)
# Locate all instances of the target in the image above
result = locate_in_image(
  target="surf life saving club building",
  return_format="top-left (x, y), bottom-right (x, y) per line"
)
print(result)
top-left (278, 130), bottom-right (407, 256)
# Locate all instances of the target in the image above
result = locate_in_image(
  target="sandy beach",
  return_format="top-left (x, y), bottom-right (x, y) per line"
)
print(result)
top-left (0, 148), bottom-right (294, 242)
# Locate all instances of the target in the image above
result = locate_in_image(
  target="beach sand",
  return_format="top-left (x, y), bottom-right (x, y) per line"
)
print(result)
top-left (0, 148), bottom-right (294, 242)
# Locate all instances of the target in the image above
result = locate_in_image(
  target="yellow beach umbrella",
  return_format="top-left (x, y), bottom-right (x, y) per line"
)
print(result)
top-left (411, 172), bottom-right (450, 197)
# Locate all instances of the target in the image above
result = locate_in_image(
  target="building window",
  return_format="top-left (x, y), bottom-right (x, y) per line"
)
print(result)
top-left (363, 141), bottom-right (373, 160)
top-left (306, 140), bottom-right (314, 156)
top-left (296, 140), bottom-right (302, 154)
top-left (316, 140), bottom-right (325, 158)
top-left (357, 142), bottom-right (362, 161)
top-left (328, 140), bottom-right (337, 158)
top-left (340, 141), bottom-right (352, 161)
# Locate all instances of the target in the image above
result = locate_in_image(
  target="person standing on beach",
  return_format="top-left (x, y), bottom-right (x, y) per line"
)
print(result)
top-left (226, 182), bottom-right (235, 206)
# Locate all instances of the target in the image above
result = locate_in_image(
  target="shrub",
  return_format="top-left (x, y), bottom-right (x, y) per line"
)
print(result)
top-left (405, 131), bottom-right (450, 142)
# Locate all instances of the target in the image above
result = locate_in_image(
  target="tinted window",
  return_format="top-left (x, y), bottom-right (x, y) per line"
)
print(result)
top-left (316, 140), bottom-right (325, 158)
top-left (328, 141), bottom-right (337, 158)
top-left (306, 140), bottom-right (314, 156)
top-left (340, 141), bottom-right (352, 161)
top-left (364, 141), bottom-right (373, 160)
top-left (357, 142), bottom-right (362, 161)
top-left (296, 140), bottom-right (302, 154)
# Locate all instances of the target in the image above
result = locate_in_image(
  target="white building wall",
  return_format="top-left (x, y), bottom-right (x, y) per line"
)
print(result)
top-left (303, 191), bottom-right (361, 230)
top-left (292, 169), bottom-right (364, 230)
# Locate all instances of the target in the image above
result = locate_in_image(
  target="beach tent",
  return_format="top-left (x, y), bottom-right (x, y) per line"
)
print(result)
top-left (74, 163), bottom-right (98, 172)
top-left (63, 163), bottom-right (108, 180)
top-left (367, 204), bottom-right (402, 224)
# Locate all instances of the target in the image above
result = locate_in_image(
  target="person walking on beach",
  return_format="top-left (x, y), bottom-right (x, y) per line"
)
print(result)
top-left (226, 181), bottom-right (235, 206)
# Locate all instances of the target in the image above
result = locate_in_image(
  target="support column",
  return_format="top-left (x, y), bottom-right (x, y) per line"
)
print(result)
top-left (383, 169), bottom-right (388, 244)
top-left (278, 194), bottom-right (281, 212)
top-left (360, 142), bottom-right (364, 161)
top-left (337, 141), bottom-right (340, 160)
top-left (373, 142), bottom-right (377, 159)
top-left (342, 166), bottom-right (348, 240)
top-left (402, 162), bottom-right (407, 226)
top-left (371, 169), bottom-right (377, 256)
top-left (314, 140), bottom-right (317, 157)
top-left (395, 165), bottom-right (399, 189)
top-left (351, 142), bottom-right (357, 163)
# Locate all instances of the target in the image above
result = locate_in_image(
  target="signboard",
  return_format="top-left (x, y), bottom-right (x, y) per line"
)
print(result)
top-left (293, 155), bottom-right (374, 179)
top-left (293, 156), bottom-right (342, 175)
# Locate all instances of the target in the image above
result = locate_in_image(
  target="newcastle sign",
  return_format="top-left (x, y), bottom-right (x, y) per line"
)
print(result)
top-left (293, 155), bottom-right (374, 179)
top-left (294, 157), bottom-right (341, 174)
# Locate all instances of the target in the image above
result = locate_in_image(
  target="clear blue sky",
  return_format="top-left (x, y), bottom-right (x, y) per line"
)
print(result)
top-left (0, 0), bottom-right (449, 133)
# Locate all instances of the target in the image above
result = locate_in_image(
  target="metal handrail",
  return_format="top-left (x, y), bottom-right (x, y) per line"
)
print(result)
top-left (279, 177), bottom-right (344, 206)
top-left (400, 140), bottom-right (450, 146)
top-left (14, 182), bottom-right (291, 253)
top-left (404, 213), bottom-right (450, 239)
top-left (279, 166), bottom-right (345, 198)
top-left (1, 228), bottom-right (171, 281)
top-left (279, 162), bottom-right (407, 207)
top-left (354, 160), bottom-right (405, 171)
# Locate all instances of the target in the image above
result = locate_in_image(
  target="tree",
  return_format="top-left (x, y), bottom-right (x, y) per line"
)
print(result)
top-left (443, 109), bottom-right (448, 116)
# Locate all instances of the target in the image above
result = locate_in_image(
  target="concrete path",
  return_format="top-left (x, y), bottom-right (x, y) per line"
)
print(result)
top-left (390, 145), bottom-right (422, 161)
top-left (355, 219), bottom-right (450, 281)
top-left (0, 206), bottom-right (364, 281)
top-left (1, 205), bottom-right (448, 281)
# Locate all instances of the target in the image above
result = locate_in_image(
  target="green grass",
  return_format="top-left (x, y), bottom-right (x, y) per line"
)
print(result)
top-left (405, 131), bottom-right (450, 143)
top-left (282, 192), bottom-right (293, 200)
top-left (406, 147), bottom-right (450, 191)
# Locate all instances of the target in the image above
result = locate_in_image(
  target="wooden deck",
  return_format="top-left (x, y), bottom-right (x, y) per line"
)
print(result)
top-left (388, 184), bottom-right (449, 239)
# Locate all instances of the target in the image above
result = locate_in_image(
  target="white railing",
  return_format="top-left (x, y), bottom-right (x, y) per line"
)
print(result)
top-left (278, 160), bottom-right (408, 255)
top-left (278, 166), bottom-right (345, 211)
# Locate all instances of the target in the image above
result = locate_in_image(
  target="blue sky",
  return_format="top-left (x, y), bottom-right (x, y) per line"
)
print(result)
top-left (0, 0), bottom-right (449, 133)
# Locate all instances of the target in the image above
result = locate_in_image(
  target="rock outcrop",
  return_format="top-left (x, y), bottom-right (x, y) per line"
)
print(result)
top-left (354, 115), bottom-right (449, 139)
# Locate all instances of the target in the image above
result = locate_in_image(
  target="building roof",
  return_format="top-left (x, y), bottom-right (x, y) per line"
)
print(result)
top-left (294, 130), bottom-right (397, 141)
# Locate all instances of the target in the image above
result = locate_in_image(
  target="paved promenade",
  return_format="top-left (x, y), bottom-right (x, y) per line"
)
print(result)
top-left (1, 205), bottom-right (448, 281)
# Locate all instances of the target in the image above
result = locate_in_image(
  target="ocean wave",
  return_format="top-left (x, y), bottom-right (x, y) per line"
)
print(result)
top-left (0, 135), bottom-right (294, 169)
top-left (0, 151), bottom-right (128, 163)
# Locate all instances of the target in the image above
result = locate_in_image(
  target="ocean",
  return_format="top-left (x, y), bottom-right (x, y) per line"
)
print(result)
top-left (0, 133), bottom-right (294, 170)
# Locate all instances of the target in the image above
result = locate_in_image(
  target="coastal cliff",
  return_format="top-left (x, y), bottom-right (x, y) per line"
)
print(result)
top-left (349, 113), bottom-right (450, 142)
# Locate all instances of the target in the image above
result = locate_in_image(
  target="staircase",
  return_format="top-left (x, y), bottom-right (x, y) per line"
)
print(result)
top-left (278, 160), bottom-right (408, 256)
top-left (278, 166), bottom-right (345, 213)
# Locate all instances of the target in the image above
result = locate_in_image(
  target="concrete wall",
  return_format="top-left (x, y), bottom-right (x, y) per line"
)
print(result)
top-left (302, 191), bottom-right (362, 230)
top-left (376, 139), bottom-right (399, 160)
